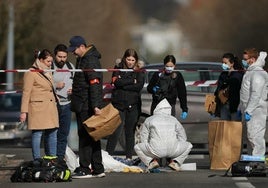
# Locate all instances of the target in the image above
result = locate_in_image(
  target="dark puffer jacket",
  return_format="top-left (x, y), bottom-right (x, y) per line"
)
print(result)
top-left (111, 62), bottom-right (145, 111)
top-left (71, 45), bottom-right (104, 113)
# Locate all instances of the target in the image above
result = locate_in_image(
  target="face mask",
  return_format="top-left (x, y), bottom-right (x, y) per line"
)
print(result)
top-left (165, 66), bottom-right (174, 73)
top-left (221, 63), bottom-right (230, 70)
top-left (242, 60), bottom-right (249, 69)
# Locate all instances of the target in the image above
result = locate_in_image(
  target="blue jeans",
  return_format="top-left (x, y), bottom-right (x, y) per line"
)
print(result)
top-left (57, 103), bottom-right (72, 158)
top-left (220, 103), bottom-right (241, 121)
top-left (32, 128), bottom-right (58, 160)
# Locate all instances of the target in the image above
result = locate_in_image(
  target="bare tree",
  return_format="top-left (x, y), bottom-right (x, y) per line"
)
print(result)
top-left (39, 0), bottom-right (140, 81)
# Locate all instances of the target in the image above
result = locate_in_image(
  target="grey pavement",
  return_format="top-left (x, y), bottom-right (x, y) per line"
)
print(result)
top-left (1, 147), bottom-right (268, 188)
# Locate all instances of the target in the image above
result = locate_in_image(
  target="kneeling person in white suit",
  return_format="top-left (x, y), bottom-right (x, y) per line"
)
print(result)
top-left (134, 99), bottom-right (192, 171)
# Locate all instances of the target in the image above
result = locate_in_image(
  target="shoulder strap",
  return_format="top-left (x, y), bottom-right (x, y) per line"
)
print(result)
top-left (66, 61), bottom-right (74, 77)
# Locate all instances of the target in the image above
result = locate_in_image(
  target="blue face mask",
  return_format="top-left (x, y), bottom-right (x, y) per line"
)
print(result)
top-left (165, 66), bottom-right (174, 74)
top-left (221, 63), bottom-right (230, 70)
top-left (242, 60), bottom-right (249, 69)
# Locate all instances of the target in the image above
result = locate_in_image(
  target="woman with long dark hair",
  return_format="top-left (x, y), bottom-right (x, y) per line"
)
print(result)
top-left (106, 49), bottom-right (145, 159)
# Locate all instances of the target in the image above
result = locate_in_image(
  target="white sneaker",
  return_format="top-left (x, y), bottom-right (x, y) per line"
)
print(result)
top-left (148, 160), bottom-right (160, 170)
top-left (168, 160), bottom-right (181, 171)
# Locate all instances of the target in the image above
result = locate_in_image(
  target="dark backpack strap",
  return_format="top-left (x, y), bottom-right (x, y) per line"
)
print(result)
top-left (66, 61), bottom-right (74, 77)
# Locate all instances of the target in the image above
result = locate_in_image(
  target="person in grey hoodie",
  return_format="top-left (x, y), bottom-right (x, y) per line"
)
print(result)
top-left (240, 48), bottom-right (268, 156)
top-left (134, 98), bottom-right (192, 171)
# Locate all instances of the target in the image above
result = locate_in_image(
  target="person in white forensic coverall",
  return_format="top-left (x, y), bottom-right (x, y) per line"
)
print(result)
top-left (240, 49), bottom-right (268, 156)
top-left (134, 99), bottom-right (192, 171)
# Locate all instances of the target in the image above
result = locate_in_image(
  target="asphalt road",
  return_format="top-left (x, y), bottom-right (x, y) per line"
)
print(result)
top-left (1, 147), bottom-right (268, 188)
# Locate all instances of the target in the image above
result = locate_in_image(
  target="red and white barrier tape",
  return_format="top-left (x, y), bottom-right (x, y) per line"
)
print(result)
top-left (0, 68), bottom-right (223, 73)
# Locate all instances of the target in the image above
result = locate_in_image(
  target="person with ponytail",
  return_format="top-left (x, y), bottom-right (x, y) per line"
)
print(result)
top-left (20, 49), bottom-right (59, 162)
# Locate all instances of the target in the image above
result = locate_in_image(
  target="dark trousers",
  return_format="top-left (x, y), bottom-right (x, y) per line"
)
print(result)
top-left (57, 103), bottom-right (72, 158)
top-left (106, 105), bottom-right (139, 159)
top-left (75, 110), bottom-right (104, 174)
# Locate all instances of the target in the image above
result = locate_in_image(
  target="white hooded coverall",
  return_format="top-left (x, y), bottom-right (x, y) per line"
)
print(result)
top-left (134, 99), bottom-right (192, 166)
top-left (240, 51), bottom-right (268, 156)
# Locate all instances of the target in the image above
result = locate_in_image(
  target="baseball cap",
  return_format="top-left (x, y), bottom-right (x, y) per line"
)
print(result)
top-left (67, 36), bottom-right (86, 52)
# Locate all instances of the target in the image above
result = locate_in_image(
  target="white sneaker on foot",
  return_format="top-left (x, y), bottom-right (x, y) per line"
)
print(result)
top-left (148, 159), bottom-right (160, 170)
top-left (168, 160), bottom-right (181, 171)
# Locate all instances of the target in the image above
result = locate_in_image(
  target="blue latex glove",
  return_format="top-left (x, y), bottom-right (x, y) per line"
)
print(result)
top-left (236, 110), bottom-right (242, 119)
top-left (180, 112), bottom-right (188, 120)
top-left (152, 86), bottom-right (160, 93)
top-left (244, 112), bottom-right (251, 122)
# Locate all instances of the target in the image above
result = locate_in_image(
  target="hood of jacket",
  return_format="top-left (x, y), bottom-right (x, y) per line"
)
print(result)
top-left (153, 98), bottom-right (171, 115)
top-left (251, 51), bottom-right (267, 68)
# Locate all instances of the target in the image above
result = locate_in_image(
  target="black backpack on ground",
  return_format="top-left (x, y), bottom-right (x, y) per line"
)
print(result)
top-left (10, 157), bottom-right (72, 183)
top-left (223, 161), bottom-right (268, 177)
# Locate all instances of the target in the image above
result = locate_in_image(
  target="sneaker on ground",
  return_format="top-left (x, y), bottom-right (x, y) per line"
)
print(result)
top-left (168, 160), bottom-right (181, 171)
top-left (72, 167), bottom-right (92, 179)
top-left (148, 159), bottom-right (160, 170)
top-left (92, 172), bottom-right (106, 178)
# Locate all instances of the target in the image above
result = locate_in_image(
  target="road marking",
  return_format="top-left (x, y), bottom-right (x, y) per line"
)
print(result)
top-left (235, 182), bottom-right (255, 188)
top-left (188, 155), bottom-right (205, 159)
top-left (232, 177), bottom-right (248, 181)
top-left (232, 177), bottom-right (255, 188)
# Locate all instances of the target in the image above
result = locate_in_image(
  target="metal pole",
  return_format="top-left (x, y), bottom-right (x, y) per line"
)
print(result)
top-left (6, 1), bottom-right (14, 91)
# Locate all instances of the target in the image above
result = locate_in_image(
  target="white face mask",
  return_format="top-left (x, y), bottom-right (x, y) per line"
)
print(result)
top-left (242, 60), bottom-right (249, 69)
top-left (165, 66), bottom-right (174, 73)
top-left (221, 63), bottom-right (230, 70)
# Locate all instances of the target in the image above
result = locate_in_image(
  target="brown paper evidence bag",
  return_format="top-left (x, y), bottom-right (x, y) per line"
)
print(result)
top-left (208, 120), bottom-right (243, 170)
top-left (83, 103), bottom-right (122, 141)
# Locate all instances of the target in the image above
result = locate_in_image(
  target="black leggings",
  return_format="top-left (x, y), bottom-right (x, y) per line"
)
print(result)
top-left (106, 105), bottom-right (139, 159)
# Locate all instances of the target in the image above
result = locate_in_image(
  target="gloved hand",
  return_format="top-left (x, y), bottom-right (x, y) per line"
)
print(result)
top-left (152, 86), bottom-right (160, 93)
top-left (180, 112), bottom-right (188, 120)
top-left (236, 110), bottom-right (242, 119)
top-left (244, 112), bottom-right (251, 122)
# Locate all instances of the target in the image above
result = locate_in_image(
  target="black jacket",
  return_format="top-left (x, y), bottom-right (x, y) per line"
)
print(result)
top-left (147, 71), bottom-right (188, 112)
top-left (71, 45), bottom-right (104, 113)
top-left (214, 71), bottom-right (244, 115)
top-left (111, 62), bottom-right (145, 111)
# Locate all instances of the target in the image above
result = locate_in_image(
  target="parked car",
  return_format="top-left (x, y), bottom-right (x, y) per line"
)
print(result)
top-left (0, 92), bottom-right (31, 146)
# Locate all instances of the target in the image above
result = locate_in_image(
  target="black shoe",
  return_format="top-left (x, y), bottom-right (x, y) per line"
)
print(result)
top-left (56, 157), bottom-right (68, 168)
top-left (92, 172), bottom-right (106, 178)
top-left (72, 167), bottom-right (92, 179)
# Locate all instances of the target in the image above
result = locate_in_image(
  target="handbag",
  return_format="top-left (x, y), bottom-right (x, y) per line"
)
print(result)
top-left (208, 120), bottom-right (242, 170)
top-left (83, 103), bottom-right (121, 141)
top-left (218, 87), bottom-right (229, 104)
top-left (204, 94), bottom-right (216, 114)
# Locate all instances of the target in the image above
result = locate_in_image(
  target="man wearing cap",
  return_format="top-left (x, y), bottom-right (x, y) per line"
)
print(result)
top-left (67, 36), bottom-right (105, 178)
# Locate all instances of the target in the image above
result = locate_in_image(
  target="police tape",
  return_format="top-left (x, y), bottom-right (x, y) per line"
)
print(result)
top-left (0, 68), bottom-right (222, 73)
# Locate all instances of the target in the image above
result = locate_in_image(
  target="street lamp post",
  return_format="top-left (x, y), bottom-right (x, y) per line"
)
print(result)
top-left (6, 1), bottom-right (14, 91)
